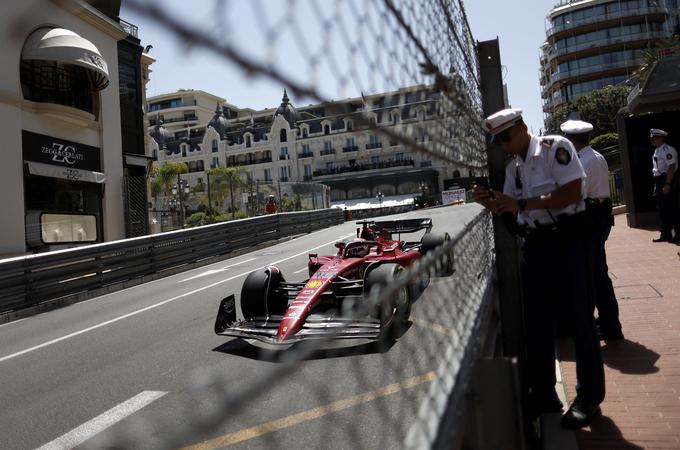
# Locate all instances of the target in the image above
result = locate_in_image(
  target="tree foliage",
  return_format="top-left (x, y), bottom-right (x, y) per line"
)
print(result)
top-left (636, 35), bottom-right (680, 83)
top-left (208, 166), bottom-right (248, 219)
top-left (150, 162), bottom-right (188, 209)
top-left (590, 133), bottom-right (619, 152)
top-left (548, 85), bottom-right (631, 136)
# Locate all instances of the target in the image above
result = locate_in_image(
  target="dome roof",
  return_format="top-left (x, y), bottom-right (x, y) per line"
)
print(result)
top-left (207, 103), bottom-right (229, 137)
top-left (273, 89), bottom-right (299, 126)
top-left (149, 120), bottom-right (173, 149)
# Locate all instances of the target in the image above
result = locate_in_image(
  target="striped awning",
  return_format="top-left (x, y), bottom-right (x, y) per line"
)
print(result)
top-left (22, 27), bottom-right (109, 91)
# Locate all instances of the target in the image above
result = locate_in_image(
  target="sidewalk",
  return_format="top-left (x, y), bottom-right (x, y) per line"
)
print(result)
top-left (558, 213), bottom-right (680, 449)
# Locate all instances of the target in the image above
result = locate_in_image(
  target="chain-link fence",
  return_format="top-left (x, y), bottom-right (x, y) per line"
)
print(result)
top-left (33, 0), bottom-right (503, 448)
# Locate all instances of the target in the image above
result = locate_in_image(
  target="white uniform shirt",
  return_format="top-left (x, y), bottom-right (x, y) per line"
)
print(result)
top-left (578, 146), bottom-right (611, 200)
top-left (503, 134), bottom-right (586, 228)
top-left (652, 143), bottom-right (678, 176)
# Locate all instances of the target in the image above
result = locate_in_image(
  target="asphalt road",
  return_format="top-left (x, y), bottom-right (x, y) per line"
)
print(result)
top-left (0, 204), bottom-right (484, 450)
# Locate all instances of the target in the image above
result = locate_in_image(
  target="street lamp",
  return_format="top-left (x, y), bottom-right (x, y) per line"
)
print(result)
top-left (376, 191), bottom-right (384, 210)
top-left (172, 176), bottom-right (191, 226)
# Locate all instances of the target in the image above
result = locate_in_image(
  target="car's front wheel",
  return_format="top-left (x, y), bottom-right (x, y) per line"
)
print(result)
top-left (240, 268), bottom-right (286, 319)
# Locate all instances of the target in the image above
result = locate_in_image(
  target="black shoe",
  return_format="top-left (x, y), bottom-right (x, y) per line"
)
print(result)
top-left (561, 397), bottom-right (601, 429)
top-left (596, 322), bottom-right (624, 341)
top-left (653, 236), bottom-right (671, 243)
top-left (602, 329), bottom-right (624, 341)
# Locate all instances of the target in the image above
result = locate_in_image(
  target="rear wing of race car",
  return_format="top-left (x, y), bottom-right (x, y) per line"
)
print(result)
top-left (356, 218), bottom-right (433, 234)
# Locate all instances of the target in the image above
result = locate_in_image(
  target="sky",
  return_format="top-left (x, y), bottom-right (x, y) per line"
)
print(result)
top-left (121, 0), bottom-right (552, 134)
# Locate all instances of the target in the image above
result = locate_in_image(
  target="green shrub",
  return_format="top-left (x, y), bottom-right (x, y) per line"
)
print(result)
top-left (185, 212), bottom-right (211, 228)
top-left (590, 133), bottom-right (619, 152)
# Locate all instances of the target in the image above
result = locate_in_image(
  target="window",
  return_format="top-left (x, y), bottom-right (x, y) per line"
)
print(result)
top-left (302, 144), bottom-right (311, 155)
top-left (371, 156), bottom-right (380, 164)
top-left (149, 98), bottom-right (182, 111)
top-left (280, 129), bottom-right (287, 142)
top-left (346, 120), bottom-right (353, 131)
top-left (20, 60), bottom-right (96, 115)
top-left (302, 127), bottom-right (308, 138)
top-left (304, 164), bottom-right (312, 180)
top-left (392, 112), bottom-right (400, 125)
top-left (279, 166), bottom-right (289, 181)
top-left (324, 124), bottom-right (330, 135)
top-left (395, 153), bottom-right (404, 161)
top-left (212, 140), bottom-right (218, 153)
top-left (264, 168), bottom-right (272, 181)
top-left (280, 146), bottom-right (289, 160)
top-left (367, 135), bottom-right (382, 149)
top-left (246, 135), bottom-right (251, 148)
top-left (212, 156), bottom-right (219, 168)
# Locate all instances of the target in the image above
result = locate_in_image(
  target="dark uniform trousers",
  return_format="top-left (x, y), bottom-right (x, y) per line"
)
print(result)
top-left (654, 174), bottom-right (680, 240)
top-left (586, 199), bottom-right (622, 335)
top-left (522, 219), bottom-right (605, 406)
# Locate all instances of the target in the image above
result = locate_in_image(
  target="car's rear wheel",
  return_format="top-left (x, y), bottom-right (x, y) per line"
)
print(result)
top-left (240, 268), bottom-right (286, 319)
top-left (365, 263), bottom-right (411, 338)
top-left (421, 232), bottom-right (454, 276)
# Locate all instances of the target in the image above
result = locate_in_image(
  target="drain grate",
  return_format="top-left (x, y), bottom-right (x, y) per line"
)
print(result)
top-left (614, 284), bottom-right (662, 300)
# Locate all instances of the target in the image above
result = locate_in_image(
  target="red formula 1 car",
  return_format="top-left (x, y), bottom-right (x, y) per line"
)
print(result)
top-left (214, 218), bottom-right (453, 345)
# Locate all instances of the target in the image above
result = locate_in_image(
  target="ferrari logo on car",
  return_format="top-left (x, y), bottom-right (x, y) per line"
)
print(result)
top-left (305, 280), bottom-right (323, 288)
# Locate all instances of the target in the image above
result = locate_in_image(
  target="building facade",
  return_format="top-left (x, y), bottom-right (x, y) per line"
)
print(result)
top-left (0, 0), bottom-right (152, 256)
top-left (540, 0), bottom-right (679, 126)
top-left (147, 85), bottom-right (469, 213)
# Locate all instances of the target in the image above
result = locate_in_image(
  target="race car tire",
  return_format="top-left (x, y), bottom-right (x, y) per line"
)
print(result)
top-left (240, 268), bottom-right (286, 319)
top-left (365, 263), bottom-right (411, 338)
top-left (420, 232), bottom-right (454, 277)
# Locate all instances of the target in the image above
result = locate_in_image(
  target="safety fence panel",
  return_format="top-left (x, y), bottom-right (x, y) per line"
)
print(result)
top-left (0, 209), bottom-right (344, 316)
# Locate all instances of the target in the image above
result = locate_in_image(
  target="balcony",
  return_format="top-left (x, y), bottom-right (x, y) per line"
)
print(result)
top-left (303, 175), bottom-right (313, 181)
top-left (551, 58), bottom-right (642, 84)
top-left (298, 152), bottom-right (314, 158)
top-left (279, 154), bottom-right (290, 161)
top-left (342, 146), bottom-right (359, 153)
top-left (313, 158), bottom-right (414, 177)
top-left (547, 31), bottom-right (670, 63)
top-left (365, 142), bottom-right (383, 150)
top-left (547, 6), bottom-right (668, 38)
top-left (119, 19), bottom-right (138, 38)
top-left (231, 157), bottom-right (272, 167)
top-left (319, 148), bottom-right (336, 156)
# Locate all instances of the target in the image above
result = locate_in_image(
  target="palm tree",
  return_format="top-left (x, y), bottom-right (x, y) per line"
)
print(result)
top-left (151, 162), bottom-right (188, 209)
top-left (636, 35), bottom-right (680, 84)
top-left (208, 166), bottom-right (247, 220)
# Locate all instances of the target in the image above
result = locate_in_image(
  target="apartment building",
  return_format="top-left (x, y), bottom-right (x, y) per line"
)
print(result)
top-left (540, 0), bottom-right (679, 125)
top-left (147, 85), bottom-right (467, 208)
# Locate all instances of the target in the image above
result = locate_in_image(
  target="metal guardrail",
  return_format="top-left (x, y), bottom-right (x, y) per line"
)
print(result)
top-left (0, 209), bottom-right (343, 317)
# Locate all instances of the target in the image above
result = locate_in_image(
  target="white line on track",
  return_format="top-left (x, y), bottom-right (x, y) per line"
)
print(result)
top-left (178, 257), bottom-right (256, 283)
top-left (0, 234), bottom-right (354, 364)
top-left (293, 267), bottom-right (309, 274)
top-left (36, 391), bottom-right (167, 450)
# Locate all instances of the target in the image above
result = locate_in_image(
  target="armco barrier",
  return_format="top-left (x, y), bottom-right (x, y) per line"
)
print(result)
top-left (0, 209), bottom-right (343, 319)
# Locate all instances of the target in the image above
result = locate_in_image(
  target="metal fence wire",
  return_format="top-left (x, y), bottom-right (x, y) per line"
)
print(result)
top-left (85, 210), bottom-right (495, 449)
top-left (105, 0), bottom-right (495, 448)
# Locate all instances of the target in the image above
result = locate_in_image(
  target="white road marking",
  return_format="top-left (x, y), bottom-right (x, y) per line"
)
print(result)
top-left (179, 258), bottom-right (256, 283)
top-left (293, 267), bottom-right (309, 274)
top-left (36, 391), bottom-right (167, 450)
top-left (0, 234), bottom-right (354, 364)
top-left (0, 318), bottom-right (27, 328)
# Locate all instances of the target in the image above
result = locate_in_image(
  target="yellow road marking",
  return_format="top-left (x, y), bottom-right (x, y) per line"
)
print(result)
top-left (411, 318), bottom-right (459, 337)
top-left (182, 371), bottom-right (436, 449)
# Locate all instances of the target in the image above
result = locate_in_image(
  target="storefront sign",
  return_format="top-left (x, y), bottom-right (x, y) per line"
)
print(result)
top-left (442, 188), bottom-right (466, 205)
top-left (22, 130), bottom-right (101, 171)
top-left (26, 161), bottom-right (106, 184)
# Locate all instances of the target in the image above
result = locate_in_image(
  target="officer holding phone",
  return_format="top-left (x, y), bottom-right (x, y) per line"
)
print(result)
top-left (473, 108), bottom-right (604, 429)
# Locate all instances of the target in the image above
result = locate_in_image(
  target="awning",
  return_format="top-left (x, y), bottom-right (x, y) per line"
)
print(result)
top-left (22, 27), bottom-right (109, 90)
top-left (27, 161), bottom-right (106, 184)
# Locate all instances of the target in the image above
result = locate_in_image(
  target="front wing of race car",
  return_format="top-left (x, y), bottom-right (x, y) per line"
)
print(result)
top-left (214, 295), bottom-right (384, 344)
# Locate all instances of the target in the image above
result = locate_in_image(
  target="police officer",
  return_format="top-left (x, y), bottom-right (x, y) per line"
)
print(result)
top-left (650, 128), bottom-right (679, 243)
top-left (474, 108), bottom-right (604, 429)
top-left (561, 119), bottom-right (623, 341)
